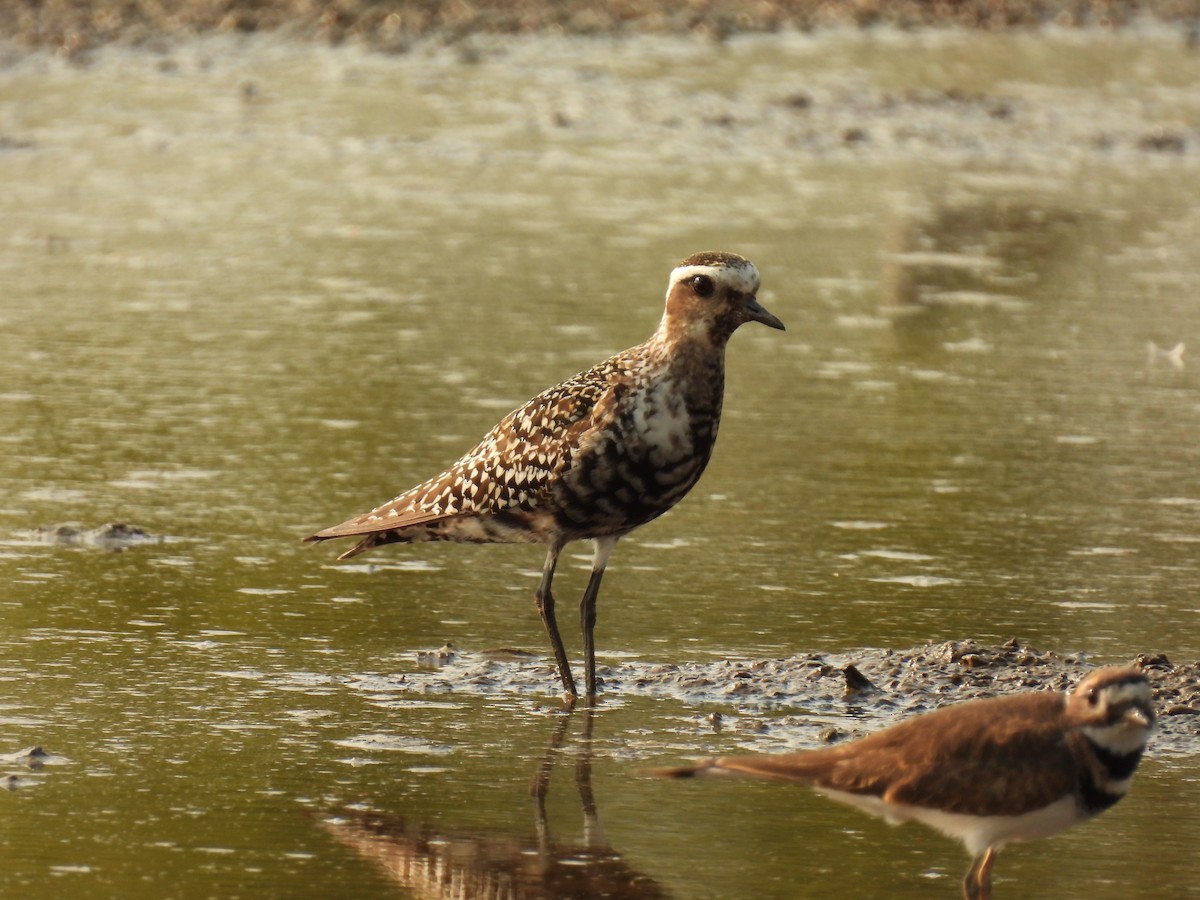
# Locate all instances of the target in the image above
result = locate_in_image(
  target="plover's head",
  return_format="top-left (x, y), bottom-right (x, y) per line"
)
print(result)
top-left (662, 251), bottom-right (784, 344)
top-left (1066, 666), bottom-right (1155, 756)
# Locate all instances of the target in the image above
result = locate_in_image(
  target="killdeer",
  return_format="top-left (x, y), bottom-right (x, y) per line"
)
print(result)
top-left (307, 251), bottom-right (784, 699)
top-left (650, 667), bottom-right (1154, 899)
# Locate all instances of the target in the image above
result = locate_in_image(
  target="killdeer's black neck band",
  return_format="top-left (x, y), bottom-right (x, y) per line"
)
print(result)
top-left (1089, 740), bottom-right (1144, 781)
top-left (1078, 739), bottom-right (1142, 815)
top-left (1079, 777), bottom-right (1124, 815)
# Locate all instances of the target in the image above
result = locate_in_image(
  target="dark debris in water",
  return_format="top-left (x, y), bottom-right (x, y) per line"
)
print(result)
top-left (30, 522), bottom-right (165, 551)
top-left (1, 745), bottom-right (66, 790)
top-left (386, 638), bottom-right (1200, 755)
top-left (1, 746), bottom-right (50, 768)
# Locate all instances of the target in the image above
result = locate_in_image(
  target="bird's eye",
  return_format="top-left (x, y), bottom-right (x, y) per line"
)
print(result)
top-left (1087, 688), bottom-right (1099, 706)
top-left (690, 275), bottom-right (715, 298)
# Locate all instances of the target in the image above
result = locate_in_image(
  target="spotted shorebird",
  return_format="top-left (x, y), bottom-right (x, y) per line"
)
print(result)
top-left (307, 251), bottom-right (784, 699)
top-left (650, 667), bottom-right (1154, 899)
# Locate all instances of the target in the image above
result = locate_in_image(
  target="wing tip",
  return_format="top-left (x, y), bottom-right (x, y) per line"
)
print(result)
top-left (303, 527), bottom-right (351, 543)
top-left (302, 527), bottom-right (376, 558)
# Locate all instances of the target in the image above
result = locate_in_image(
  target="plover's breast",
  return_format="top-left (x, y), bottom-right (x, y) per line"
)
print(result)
top-left (552, 367), bottom-right (722, 537)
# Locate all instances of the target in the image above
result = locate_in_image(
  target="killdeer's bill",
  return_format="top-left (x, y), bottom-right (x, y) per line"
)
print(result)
top-left (308, 252), bottom-right (784, 699)
top-left (650, 667), bottom-right (1154, 899)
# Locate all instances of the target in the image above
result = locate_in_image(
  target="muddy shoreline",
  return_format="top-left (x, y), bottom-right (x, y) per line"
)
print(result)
top-left (4, 1), bottom-right (1200, 59)
top-left (378, 639), bottom-right (1200, 756)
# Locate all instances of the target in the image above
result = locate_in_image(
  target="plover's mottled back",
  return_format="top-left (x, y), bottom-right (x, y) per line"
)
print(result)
top-left (307, 251), bottom-right (784, 698)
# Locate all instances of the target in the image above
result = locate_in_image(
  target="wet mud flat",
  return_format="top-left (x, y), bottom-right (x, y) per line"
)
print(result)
top-left (377, 639), bottom-right (1200, 755)
top-left (7, 0), bottom-right (1200, 60)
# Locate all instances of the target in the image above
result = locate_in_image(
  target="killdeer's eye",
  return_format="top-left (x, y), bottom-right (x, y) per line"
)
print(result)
top-left (1086, 688), bottom-right (1099, 706)
top-left (690, 275), bottom-right (715, 299)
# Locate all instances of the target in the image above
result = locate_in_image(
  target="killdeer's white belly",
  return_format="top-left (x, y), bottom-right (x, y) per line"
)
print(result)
top-left (816, 787), bottom-right (1080, 857)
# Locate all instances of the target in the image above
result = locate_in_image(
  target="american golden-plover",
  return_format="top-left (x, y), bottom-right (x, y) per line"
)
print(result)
top-left (308, 251), bottom-right (785, 699)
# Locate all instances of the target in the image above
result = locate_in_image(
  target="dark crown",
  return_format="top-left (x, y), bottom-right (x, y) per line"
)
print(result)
top-left (677, 250), bottom-right (751, 269)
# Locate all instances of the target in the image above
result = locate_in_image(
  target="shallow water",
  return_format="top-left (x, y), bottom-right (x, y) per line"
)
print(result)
top-left (1, 26), bottom-right (1199, 899)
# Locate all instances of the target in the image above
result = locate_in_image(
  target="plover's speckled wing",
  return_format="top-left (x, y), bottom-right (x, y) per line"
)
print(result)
top-left (309, 354), bottom-right (636, 556)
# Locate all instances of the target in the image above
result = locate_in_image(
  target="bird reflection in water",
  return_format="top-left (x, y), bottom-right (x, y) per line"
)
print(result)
top-left (320, 706), bottom-right (666, 899)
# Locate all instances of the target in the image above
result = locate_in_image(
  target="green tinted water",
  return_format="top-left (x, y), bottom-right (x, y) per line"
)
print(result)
top-left (1, 27), bottom-right (1198, 899)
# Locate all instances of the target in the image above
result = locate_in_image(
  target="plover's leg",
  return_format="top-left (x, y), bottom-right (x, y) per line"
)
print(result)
top-left (579, 536), bottom-right (617, 699)
top-left (536, 541), bottom-right (577, 697)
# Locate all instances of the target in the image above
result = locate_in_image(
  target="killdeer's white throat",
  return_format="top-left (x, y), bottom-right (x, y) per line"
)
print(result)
top-left (308, 251), bottom-right (784, 699)
top-left (650, 666), bottom-right (1154, 899)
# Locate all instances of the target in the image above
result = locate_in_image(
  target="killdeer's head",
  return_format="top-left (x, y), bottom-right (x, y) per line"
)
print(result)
top-left (1067, 666), bottom-right (1155, 756)
top-left (661, 251), bottom-right (784, 345)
